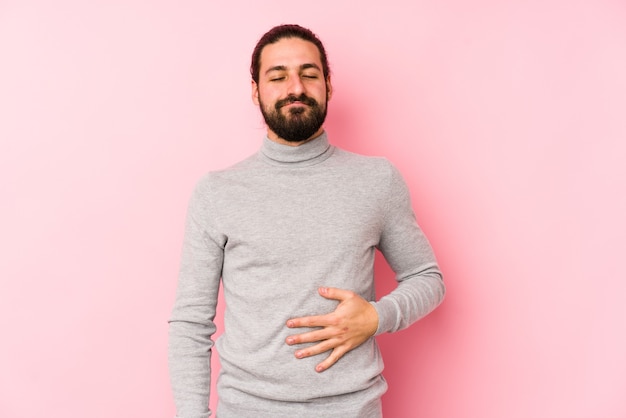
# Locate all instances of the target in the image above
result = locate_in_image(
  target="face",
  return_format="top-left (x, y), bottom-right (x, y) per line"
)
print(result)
top-left (252, 37), bottom-right (332, 145)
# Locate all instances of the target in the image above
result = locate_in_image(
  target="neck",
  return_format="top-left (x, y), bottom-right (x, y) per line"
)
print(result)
top-left (259, 130), bottom-right (332, 167)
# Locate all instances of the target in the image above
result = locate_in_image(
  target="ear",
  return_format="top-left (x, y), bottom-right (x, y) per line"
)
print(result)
top-left (251, 80), bottom-right (260, 105)
top-left (326, 76), bottom-right (333, 101)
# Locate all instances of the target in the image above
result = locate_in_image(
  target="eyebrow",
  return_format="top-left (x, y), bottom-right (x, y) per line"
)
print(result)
top-left (264, 63), bottom-right (322, 75)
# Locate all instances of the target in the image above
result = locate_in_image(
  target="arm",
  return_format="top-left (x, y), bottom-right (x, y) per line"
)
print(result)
top-left (372, 162), bottom-right (445, 334)
top-left (168, 180), bottom-right (224, 418)
top-left (285, 162), bottom-right (445, 370)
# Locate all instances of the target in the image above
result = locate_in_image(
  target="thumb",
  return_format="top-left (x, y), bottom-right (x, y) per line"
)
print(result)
top-left (318, 286), bottom-right (353, 301)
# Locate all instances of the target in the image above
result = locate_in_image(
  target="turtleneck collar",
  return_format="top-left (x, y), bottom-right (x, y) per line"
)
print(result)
top-left (259, 131), bottom-right (334, 167)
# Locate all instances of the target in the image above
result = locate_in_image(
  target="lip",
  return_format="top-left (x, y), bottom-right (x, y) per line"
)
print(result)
top-left (284, 101), bottom-right (307, 107)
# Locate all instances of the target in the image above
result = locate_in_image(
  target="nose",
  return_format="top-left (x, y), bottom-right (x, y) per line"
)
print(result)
top-left (286, 74), bottom-right (305, 96)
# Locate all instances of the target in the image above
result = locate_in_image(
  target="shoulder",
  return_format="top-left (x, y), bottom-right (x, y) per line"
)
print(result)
top-left (188, 152), bottom-right (258, 203)
top-left (196, 152), bottom-right (259, 185)
top-left (330, 147), bottom-right (399, 180)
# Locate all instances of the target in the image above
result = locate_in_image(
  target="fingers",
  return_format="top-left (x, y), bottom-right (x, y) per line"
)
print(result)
top-left (286, 313), bottom-right (335, 329)
top-left (285, 328), bottom-right (330, 346)
top-left (291, 339), bottom-right (337, 360)
top-left (287, 337), bottom-right (351, 373)
top-left (315, 347), bottom-right (347, 373)
top-left (286, 287), bottom-right (356, 328)
top-left (285, 321), bottom-right (351, 364)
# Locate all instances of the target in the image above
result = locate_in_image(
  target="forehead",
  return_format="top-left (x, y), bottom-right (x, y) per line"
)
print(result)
top-left (259, 37), bottom-right (322, 72)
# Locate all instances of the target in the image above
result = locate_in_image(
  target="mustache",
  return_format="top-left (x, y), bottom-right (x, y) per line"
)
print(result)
top-left (275, 94), bottom-right (318, 110)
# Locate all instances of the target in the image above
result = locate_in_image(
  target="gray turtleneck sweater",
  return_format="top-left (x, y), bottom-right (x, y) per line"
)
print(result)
top-left (168, 133), bottom-right (445, 418)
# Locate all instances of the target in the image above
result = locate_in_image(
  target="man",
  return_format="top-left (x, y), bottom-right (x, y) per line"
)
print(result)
top-left (168, 24), bottom-right (445, 418)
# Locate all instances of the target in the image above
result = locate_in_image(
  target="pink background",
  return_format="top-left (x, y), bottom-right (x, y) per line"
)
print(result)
top-left (1, 1), bottom-right (625, 417)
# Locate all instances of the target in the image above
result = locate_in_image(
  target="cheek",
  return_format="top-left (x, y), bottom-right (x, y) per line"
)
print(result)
top-left (257, 90), bottom-right (271, 107)
top-left (260, 88), bottom-right (281, 104)
top-left (315, 85), bottom-right (329, 102)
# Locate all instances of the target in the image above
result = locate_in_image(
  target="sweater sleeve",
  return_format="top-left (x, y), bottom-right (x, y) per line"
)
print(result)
top-left (168, 178), bottom-right (225, 418)
top-left (372, 163), bottom-right (445, 335)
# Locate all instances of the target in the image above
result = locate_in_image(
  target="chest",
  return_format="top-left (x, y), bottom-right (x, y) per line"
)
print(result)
top-left (213, 170), bottom-right (387, 262)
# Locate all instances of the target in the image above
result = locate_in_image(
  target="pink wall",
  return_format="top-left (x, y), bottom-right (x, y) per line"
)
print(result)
top-left (1, 1), bottom-right (625, 417)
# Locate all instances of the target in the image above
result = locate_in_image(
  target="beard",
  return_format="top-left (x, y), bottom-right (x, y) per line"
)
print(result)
top-left (259, 93), bottom-right (328, 143)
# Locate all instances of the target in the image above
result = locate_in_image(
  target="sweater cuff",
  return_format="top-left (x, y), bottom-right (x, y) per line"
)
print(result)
top-left (370, 299), bottom-right (396, 336)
